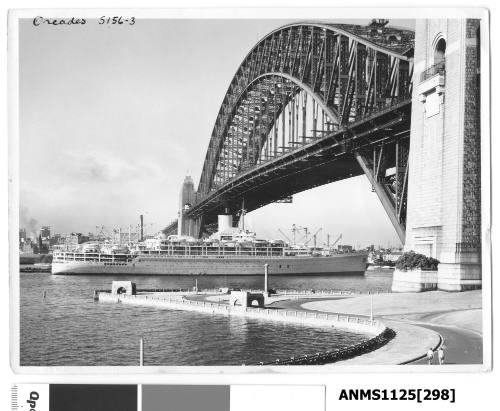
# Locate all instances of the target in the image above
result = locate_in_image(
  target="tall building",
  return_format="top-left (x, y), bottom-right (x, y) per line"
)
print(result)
top-left (19, 228), bottom-right (27, 243)
top-left (50, 233), bottom-right (62, 246)
top-left (405, 19), bottom-right (481, 291)
top-left (40, 226), bottom-right (51, 240)
top-left (177, 176), bottom-right (198, 236)
top-left (65, 233), bottom-right (90, 251)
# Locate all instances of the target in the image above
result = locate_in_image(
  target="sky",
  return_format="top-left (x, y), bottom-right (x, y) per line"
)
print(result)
top-left (19, 17), bottom-right (414, 248)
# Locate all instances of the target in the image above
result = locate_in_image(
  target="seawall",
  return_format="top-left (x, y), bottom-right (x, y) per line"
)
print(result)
top-left (97, 291), bottom-right (386, 336)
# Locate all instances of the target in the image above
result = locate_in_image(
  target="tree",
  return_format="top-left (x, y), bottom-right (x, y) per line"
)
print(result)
top-left (395, 251), bottom-right (439, 271)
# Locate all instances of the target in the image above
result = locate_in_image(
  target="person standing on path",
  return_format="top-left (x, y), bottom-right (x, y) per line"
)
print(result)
top-left (438, 347), bottom-right (445, 365)
top-left (426, 348), bottom-right (434, 365)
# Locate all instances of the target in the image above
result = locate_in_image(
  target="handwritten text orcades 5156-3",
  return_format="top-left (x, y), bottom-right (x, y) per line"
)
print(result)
top-left (32, 16), bottom-right (136, 26)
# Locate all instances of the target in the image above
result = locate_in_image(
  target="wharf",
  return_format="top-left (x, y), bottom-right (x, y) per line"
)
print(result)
top-left (20, 264), bottom-right (51, 273)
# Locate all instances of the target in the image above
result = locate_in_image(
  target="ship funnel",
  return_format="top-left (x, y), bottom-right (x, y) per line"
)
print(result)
top-left (218, 215), bottom-right (233, 232)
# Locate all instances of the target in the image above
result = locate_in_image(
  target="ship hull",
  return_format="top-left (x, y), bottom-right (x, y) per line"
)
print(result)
top-left (51, 254), bottom-right (367, 275)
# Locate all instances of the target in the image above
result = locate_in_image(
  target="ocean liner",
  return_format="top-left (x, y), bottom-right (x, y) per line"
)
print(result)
top-left (51, 215), bottom-right (367, 275)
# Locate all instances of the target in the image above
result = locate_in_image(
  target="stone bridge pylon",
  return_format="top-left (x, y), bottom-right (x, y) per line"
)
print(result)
top-left (404, 19), bottom-right (482, 291)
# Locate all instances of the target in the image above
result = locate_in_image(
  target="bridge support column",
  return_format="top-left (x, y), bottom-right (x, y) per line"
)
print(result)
top-left (355, 153), bottom-right (406, 244)
top-left (404, 19), bottom-right (481, 291)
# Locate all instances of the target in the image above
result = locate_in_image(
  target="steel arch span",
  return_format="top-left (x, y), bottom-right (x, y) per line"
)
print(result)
top-left (168, 21), bottom-right (415, 242)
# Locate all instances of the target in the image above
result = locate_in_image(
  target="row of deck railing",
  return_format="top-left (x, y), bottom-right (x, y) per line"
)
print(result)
top-left (53, 246), bottom-right (289, 259)
top-left (53, 249), bottom-right (362, 262)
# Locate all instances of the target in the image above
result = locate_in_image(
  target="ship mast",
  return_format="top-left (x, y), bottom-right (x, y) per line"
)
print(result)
top-left (292, 224), bottom-right (298, 246)
top-left (240, 199), bottom-right (246, 231)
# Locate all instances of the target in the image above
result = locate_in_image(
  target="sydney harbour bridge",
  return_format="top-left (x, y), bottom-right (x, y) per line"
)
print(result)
top-left (165, 20), bottom-right (415, 243)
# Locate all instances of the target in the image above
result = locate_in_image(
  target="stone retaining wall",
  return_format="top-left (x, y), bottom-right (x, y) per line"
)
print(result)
top-left (391, 268), bottom-right (438, 292)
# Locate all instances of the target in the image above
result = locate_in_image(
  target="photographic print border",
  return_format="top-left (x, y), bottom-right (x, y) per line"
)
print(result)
top-left (8, 6), bottom-right (492, 375)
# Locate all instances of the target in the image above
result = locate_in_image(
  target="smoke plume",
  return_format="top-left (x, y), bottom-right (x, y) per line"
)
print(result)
top-left (20, 206), bottom-right (38, 236)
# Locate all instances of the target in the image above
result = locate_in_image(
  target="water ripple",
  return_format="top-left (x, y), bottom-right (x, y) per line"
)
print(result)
top-left (20, 272), bottom-right (391, 366)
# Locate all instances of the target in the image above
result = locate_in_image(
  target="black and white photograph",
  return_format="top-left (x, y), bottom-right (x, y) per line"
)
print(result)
top-left (9, 9), bottom-right (490, 371)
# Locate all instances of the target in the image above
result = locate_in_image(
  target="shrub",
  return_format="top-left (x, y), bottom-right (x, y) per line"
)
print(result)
top-left (395, 251), bottom-right (439, 271)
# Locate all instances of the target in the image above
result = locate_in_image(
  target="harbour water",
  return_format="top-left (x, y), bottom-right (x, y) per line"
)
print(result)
top-left (20, 269), bottom-right (393, 366)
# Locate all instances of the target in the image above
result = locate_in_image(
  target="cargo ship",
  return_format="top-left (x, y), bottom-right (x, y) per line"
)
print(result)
top-left (51, 215), bottom-right (367, 275)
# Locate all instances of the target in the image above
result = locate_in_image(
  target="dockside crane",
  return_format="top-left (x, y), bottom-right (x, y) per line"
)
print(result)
top-left (305, 228), bottom-right (323, 248)
top-left (95, 225), bottom-right (112, 242)
top-left (278, 228), bottom-right (292, 245)
top-left (325, 233), bottom-right (343, 250)
top-left (292, 224), bottom-right (310, 245)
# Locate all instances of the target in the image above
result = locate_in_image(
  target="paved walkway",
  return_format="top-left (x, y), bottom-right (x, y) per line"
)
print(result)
top-left (336, 320), bottom-right (441, 365)
top-left (301, 290), bottom-right (482, 319)
top-left (181, 290), bottom-right (483, 366)
top-left (406, 310), bottom-right (483, 365)
top-left (293, 291), bottom-right (483, 365)
top-left (270, 298), bottom-right (441, 365)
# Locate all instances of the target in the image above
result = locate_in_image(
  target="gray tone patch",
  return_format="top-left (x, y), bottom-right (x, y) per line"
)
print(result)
top-left (142, 385), bottom-right (230, 411)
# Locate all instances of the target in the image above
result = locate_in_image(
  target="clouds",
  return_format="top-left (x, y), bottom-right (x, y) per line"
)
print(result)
top-left (18, 145), bottom-right (175, 234)
top-left (21, 145), bottom-right (168, 188)
top-left (59, 149), bottom-right (163, 184)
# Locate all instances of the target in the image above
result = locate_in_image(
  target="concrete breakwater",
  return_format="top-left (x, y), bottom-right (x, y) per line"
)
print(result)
top-left (96, 290), bottom-right (395, 365)
top-left (97, 291), bottom-right (385, 335)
